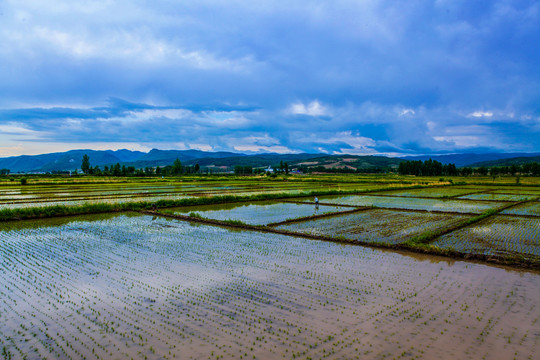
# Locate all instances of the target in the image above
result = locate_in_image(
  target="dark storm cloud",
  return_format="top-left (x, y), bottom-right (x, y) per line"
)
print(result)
top-left (0, 0), bottom-right (538, 156)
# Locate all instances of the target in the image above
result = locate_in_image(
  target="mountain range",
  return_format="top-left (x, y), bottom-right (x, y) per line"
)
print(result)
top-left (0, 149), bottom-right (539, 173)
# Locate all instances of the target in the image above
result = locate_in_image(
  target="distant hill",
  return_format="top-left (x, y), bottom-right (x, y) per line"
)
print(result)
top-left (185, 153), bottom-right (324, 168)
top-left (126, 149), bottom-right (244, 168)
top-left (402, 153), bottom-right (540, 167)
top-left (0, 149), bottom-right (144, 173)
top-left (2, 148), bottom-right (538, 173)
top-left (470, 155), bottom-right (540, 167)
top-left (290, 155), bottom-right (403, 172)
top-left (0, 149), bottom-right (403, 173)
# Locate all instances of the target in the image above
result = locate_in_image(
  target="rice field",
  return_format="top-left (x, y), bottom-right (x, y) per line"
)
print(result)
top-left (274, 209), bottom-right (472, 244)
top-left (312, 195), bottom-right (507, 214)
top-left (501, 201), bottom-right (540, 216)
top-left (0, 214), bottom-right (538, 360)
top-left (0, 180), bottom-right (387, 210)
top-left (457, 193), bottom-right (539, 202)
top-left (170, 201), bottom-right (351, 225)
top-left (369, 187), bottom-right (488, 198)
top-left (432, 215), bottom-right (540, 260)
top-left (1, 176), bottom-right (539, 359)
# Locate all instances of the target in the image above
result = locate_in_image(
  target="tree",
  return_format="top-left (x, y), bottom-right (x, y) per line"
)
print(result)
top-left (194, 164), bottom-right (200, 173)
top-left (113, 163), bottom-right (121, 176)
top-left (172, 158), bottom-right (182, 175)
top-left (81, 154), bottom-right (90, 174)
top-left (477, 166), bottom-right (488, 176)
top-left (0, 168), bottom-right (9, 175)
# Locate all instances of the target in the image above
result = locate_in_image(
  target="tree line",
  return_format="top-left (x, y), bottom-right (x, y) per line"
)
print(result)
top-left (398, 159), bottom-right (540, 176)
top-left (398, 159), bottom-right (459, 176)
top-left (81, 156), bottom-right (206, 176)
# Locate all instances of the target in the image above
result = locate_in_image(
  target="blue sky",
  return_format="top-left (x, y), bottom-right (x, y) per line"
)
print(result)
top-left (0, 0), bottom-right (539, 157)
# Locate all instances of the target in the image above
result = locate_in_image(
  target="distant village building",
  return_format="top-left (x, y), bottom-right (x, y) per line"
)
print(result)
top-left (266, 166), bottom-right (274, 173)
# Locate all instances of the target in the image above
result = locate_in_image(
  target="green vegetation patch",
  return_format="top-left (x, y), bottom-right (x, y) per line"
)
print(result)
top-left (170, 201), bottom-right (350, 225)
top-left (432, 215), bottom-right (540, 261)
top-left (276, 209), bottom-right (471, 245)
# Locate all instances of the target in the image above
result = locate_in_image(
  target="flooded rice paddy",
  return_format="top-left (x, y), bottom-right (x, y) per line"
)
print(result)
top-left (170, 201), bottom-right (351, 225)
top-left (1, 214), bottom-right (538, 360)
top-left (314, 194), bottom-right (507, 214)
top-left (1, 180), bottom-right (539, 359)
top-left (275, 209), bottom-right (472, 244)
top-left (0, 181), bottom-right (382, 210)
top-left (433, 215), bottom-right (540, 259)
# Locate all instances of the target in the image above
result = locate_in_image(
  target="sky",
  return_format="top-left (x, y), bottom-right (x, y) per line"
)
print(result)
top-left (0, 0), bottom-right (539, 157)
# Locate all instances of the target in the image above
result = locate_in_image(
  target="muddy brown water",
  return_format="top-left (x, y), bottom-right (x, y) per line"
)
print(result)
top-left (0, 214), bottom-right (538, 359)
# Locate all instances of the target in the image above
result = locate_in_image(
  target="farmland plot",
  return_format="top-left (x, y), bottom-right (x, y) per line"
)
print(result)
top-left (0, 194), bottom-right (195, 210)
top-left (313, 195), bottom-right (506, 214)
top-left (370, 187), bottom-right (488, 198)
top-left (457, 193), bottom-right (538, 202)
top-left (0, 214), bottom-right (538, 360)
top-left (501, 201), bottom-right (540, 217)
top-left (432, 215), bottom-right (540, 260)
top-left (171, 201), bottom-right (350, 225)
top-left (274, 209), bottom-right (472, 244)
top-left (0, 180), bottom-right (387, 210)
top-left (490, 188), bottom-right (540, 195)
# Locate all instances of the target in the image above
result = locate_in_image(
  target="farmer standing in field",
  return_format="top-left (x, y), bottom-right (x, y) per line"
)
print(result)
top-left (314, 196), bottom-right (319, 209)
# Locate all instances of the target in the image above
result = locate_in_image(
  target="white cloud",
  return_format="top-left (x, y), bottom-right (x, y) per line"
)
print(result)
top-left (0, 140), bottom-right (153, 157)
top-left (433, 135), bottom-right (481, 147)
top-left (233, 145), bottom-right (293, 154)
top-left (226, 134), bottom-right (295, 154)
top-left (289, 100), bottom-right (329, 116)
top-left (188, 143), bottom-right (214, 152)
top-left (0, 123), bottom-right (40, 135)
top-left (329, 131), bottom-right (377, 155)
top-left (399, 109), bottom-right (415, 116)
top-left (468, 111), bottom-right (493, 118)
top-left (34, 27), bottom-right (97, 57)
top-left (202, 111), bottom-right (251, 129)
